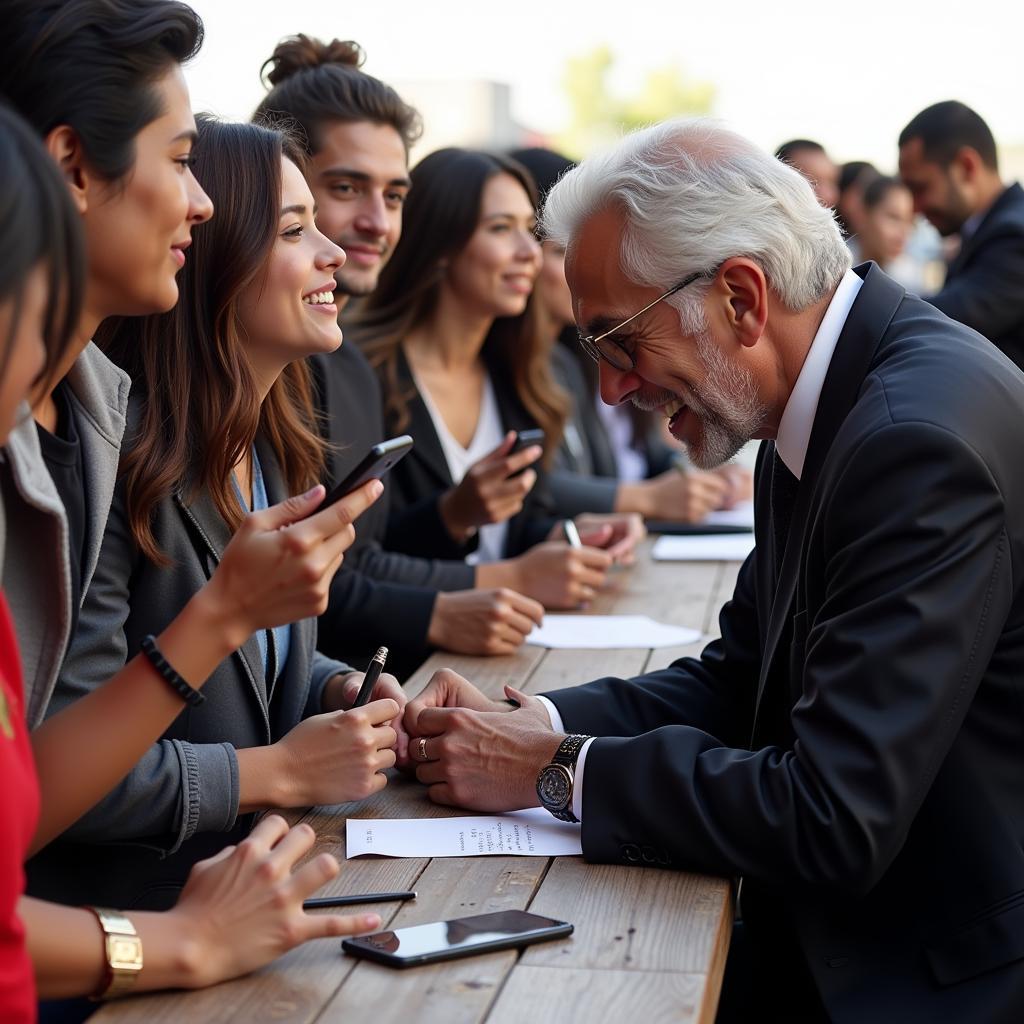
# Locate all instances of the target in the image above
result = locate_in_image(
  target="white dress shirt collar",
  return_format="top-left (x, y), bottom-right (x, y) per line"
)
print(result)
top-left (775, 269), bottom-right (863, 479)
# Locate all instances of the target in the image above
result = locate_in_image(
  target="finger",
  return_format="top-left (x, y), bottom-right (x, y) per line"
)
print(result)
top-left (415, 706), bottom-right (459, 737)
top-left (501, 445), bottom-right (543, 476)
top-left (303, 910), bottom-right (383, 941)
top-left (289, 850), bottom-right (341, 899)
top-left (575, 565), bottom-right (609, 590)
top-left (482, 430), bottom-right (518, 462)
top-left (427, 782), bottom-right (458, 807)
top-left (415, 761), bottom-right (449, 785)
top-left (577, 523), bottom-right (614, 548)
top-left (300, 479), bottom-right (384, 539)
top-left (246, 813), bottom-right (292, 851)
top-left (578, 546), bottom-right (614, 569)
top-left (247, 485), bottom-right (326, 532)
top-left (266, 822), bottom-right (318, 870)
top-left (507, 592), bottom-right (545, 626)
top-left (352, 698), bottom-right (402, 725)
top-left (374, 747), bottom-right (398, 771)
top-left (501, 607), bottom-right (538, 638)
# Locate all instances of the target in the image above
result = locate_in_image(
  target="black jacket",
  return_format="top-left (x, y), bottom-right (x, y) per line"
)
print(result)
top-left (929, 181), bottom-right (1024, 371)
top-left (547, 265), bottom-right (1024, 1022)
top-left (374, 345), bottom-right (556, 560)
top-left (310, 346), bottom-right (474, 676)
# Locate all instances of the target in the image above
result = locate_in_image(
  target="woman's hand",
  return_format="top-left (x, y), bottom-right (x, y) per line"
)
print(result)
top-left (438, 431), bottom-right (542, 541)
top-left (324, 671), bottom-right (409, 767)
top-left (201, 480), bottom-right (383, 651)
top-left (505, 541), bottom-right (612, 609)
top-left (168, 816), bottom-right (382, 989)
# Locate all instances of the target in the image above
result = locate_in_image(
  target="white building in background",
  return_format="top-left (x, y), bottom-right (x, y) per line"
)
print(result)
top-left (391, 79), bottom-right (542, 158)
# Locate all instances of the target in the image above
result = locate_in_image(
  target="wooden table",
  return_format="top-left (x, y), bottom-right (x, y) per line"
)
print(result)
top-left (96, 540), bottom-right (741, 1024)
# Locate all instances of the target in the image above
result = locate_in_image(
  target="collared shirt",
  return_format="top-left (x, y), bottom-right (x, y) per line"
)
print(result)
top-left (538, 267), bottom-right (865, 822)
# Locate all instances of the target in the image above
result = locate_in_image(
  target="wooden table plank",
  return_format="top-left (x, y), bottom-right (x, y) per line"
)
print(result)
top-left (488, 966), bottom-right (714, 1024)
top-left (520, 860), bottom-right (731, 973)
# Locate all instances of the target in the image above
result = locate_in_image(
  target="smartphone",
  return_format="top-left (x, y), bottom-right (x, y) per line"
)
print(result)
top-left (508, 428), bottom-right (545, 478)
top-left (316, 435), bottom-right (414, 513)
top-left (341, 909), bottom-right (572, 968)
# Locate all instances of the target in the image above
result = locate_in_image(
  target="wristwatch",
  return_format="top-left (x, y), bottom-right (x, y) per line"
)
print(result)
top-left (536, 734), bottom-right (591, 823)
top-left (87, 907), bottom-right (143, 1000)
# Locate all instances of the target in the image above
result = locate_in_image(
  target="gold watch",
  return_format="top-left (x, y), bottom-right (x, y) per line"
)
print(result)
top-left (87, 907), bottom-right (143, 1000)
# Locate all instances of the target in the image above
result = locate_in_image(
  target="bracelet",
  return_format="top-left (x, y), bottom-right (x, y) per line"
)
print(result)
top-left (140, 635), bottom-right (205, 707)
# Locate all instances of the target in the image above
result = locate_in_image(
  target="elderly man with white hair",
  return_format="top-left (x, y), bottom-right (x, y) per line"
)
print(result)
top-left (403, 120), bottom-right (1024, 1023)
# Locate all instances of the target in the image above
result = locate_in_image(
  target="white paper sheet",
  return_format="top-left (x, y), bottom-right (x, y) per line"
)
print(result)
top-left (346, 807), bottom-right (581, 858)
top-left (652, 533), bottom-right (757, 562)
top-left (703, 501), bottom-right (755, 529)
top-left (525, 614), bottom-right (701, 649)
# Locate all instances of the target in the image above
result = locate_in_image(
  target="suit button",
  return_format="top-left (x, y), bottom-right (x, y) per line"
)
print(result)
top-left (824, 955), bottom-right (849, 969)
top-left (621, 843), bottom-right (641, 862)
top-left (641, 845), bottom-right (657, 863)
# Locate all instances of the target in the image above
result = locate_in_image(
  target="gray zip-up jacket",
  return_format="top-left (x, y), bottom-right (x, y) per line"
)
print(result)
top-left (0, 342), bottom-right (130, 728)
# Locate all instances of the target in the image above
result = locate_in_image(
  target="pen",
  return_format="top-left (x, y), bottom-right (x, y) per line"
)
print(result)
top-left (352, 646), bottom-right (388, 708)
top-left (562, 519), bottom-right (582, 549)
top-left (303, 890), bottom-right (416, 910)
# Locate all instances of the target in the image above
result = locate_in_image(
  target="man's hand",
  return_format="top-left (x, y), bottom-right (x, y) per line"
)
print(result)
top-left (406, 682), bottom-right (561, 811)
top-left (427, 589), bottom-right (544, 656)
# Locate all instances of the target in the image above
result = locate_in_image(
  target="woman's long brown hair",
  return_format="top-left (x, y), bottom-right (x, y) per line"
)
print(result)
top-left (97, 116), bottom-right (326, 565)
top-left (356, 148), bottom-right (567, 461)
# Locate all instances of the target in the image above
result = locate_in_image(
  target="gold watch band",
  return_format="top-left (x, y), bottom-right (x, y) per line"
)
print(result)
top-left (87, 906), bottom-right (143, 1000)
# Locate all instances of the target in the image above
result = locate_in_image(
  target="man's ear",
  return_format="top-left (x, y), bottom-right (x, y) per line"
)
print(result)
top-left (718, 258), bottom-right (768, 348)
top-left (44, 125), bottom-right (90, 215)
top-left (951, 146), bottom-right (983, 187)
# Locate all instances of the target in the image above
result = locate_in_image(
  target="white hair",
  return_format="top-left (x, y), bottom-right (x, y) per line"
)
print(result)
top-left (542, 119), bottom-right (851, 330)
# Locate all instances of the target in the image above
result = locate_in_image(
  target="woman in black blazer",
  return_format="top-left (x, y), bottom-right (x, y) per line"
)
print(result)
top-left (356, 148), bottom-right (630, 610)
top-left (28, 118), bottom-right (404, 912)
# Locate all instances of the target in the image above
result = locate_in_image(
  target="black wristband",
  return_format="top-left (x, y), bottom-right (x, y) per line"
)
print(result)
top-left (140, 635), bottom-right (205, 707)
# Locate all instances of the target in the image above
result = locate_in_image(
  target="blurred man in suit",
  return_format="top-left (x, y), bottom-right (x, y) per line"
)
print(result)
top-left (404, 119), bottom-right (1024, 1023)
top-left (899, 100), bottom-right (1024, 369)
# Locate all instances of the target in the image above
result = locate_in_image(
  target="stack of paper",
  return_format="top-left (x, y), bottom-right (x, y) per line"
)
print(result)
top-left (525, 614), bottom-right (700, 649)
top-left (652, 533), bottom-right (756, 562)
top-left (346, 808), bottom-right (581, 858)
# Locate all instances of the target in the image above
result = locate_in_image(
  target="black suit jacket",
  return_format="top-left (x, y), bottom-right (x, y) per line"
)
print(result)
top-left (929, 181), bottom-right (1024, 371)
top-left (374, 346), bottom-right (556, 560)
top-left (547, 264), bottom-right (1024, 1022)
top-left (310, 345), bottom-right (475, 676)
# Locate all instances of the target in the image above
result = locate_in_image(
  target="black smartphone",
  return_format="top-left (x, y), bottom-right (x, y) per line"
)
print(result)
top-left (341, 909), bottom-right (572, 968)
top-left (315, 435), bottom-right (414, 513)
top-left (507, 428), bottom-right (545, 478)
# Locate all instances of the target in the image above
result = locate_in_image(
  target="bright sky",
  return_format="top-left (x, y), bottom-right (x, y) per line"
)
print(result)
top-left (187, 0), bottom-right (1024, 173)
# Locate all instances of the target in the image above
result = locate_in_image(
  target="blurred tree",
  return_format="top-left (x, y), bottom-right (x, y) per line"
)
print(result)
top-left (557, 46), bottom-right (714, 158)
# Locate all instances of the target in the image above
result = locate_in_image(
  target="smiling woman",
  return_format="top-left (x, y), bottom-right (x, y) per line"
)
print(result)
top-left (28, 116), bottom-right (403, 914)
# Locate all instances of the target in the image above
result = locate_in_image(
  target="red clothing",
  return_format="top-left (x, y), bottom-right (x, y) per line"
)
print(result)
top-left (0, 590), bottom-right (40, 1023)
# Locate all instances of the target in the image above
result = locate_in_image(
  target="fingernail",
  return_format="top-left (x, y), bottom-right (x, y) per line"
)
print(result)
top-left (302, 484), bottom-right (323, 499)
top-left (364, 913), bottom-right (382, 929)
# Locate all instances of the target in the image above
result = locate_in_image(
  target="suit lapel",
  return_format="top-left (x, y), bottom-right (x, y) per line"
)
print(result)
top-left (395, 347), bottom-right (456, 489)
top-left (754, 265), bottom-right (905, 719)
top-left (173, 475), bottom-right (269, 710)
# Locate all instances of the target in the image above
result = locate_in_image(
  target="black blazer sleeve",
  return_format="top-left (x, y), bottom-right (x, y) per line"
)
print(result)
top-left (928, 225), bottom-right (1024, 349)
top-left (552, 422), bottom-right (1010, 893)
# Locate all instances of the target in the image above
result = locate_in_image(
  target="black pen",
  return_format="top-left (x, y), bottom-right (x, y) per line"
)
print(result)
top-left (303, 890), bottom-right (416, 910)
top-left (352, 646), bottom-right (388, 708)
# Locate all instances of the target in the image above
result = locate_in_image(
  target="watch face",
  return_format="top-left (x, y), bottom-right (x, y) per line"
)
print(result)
top-left (537, 764), bottom-right (572, 810)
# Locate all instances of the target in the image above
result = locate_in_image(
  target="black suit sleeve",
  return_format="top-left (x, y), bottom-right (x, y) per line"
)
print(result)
top-left (557, 423), bottom-right (1010, 894)
top-left (545, 469), bottom-right (619, 517)
top-left (383, 492), bottom-right (479, 561)
top-left (928, 227), bottom-right (1024, 345)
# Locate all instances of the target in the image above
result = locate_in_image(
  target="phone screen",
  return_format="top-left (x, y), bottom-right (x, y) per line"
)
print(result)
top-left (343, 909), bottom-right (571, 966)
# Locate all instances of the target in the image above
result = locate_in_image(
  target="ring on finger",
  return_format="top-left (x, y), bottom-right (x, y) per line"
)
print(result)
top-left (417, 736), bottom-right (429, 762)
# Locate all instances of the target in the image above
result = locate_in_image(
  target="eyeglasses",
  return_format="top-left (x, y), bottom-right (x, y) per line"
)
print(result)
top-left (577, 270), bottom-right (706, 372)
